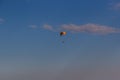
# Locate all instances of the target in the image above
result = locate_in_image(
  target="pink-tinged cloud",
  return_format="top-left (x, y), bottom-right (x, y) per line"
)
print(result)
top-left (110, 2), bottom-right (120, 10)
top-left (29, 25), bottom-right (38, 29)
top-left (0, 18), bottom-right (4, 24)
top-left (61, 23), bottom-right (120, 34)
top-left (43, 24), bottom-right (54, 31)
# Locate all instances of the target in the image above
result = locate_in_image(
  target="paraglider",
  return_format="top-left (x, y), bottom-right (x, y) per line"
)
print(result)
top-left (60, 31), bottom-right (67, 43)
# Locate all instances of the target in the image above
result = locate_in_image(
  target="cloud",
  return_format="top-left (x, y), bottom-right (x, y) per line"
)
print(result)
top-left (0, 18), bottom-right (4, 24)
top-left (110, 2), bottom-right (120, 10)
top-left (61, 23), bottom-right (120, 34)
top-left (29, 25), bottom-right (38, 29)
top-left (43, 24), bottom-right (54, 31)
top-left (42, 23), bottom-right (120, 35)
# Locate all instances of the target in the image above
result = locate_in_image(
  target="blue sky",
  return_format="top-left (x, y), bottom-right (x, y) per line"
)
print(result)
top-left (0, 0), bottom-right (120, 80)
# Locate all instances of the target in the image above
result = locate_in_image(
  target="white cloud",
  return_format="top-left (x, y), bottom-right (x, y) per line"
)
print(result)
top-left (0, 18), bottom-right (4, 24)
top-left (43, 24), bottom-right (54, 31)
top-left (29, 25), bottom-right (38, 29)
top-left (61, 23), bottom-right (120, 34)
top-left (42, 23), bottom-right (120, 35)
top-left (110, 2), bottom-right (120, 10)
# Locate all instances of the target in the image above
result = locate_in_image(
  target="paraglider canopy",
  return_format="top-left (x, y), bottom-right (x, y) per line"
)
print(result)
top-left (60, 32), bottom-right (66, 36)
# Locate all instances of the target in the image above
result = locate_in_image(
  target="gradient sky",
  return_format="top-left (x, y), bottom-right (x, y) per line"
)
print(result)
top-left (0, 0), bottom-right (120, 80)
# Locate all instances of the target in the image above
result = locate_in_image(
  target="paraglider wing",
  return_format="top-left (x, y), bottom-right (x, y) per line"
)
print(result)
top-left (60, 32), bottom-right (66, 36)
